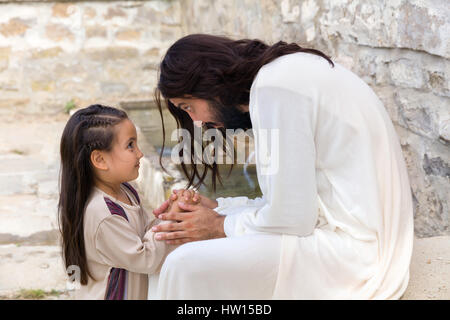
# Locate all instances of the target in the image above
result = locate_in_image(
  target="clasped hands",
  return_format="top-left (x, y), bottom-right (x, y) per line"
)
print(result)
top-left (151, 189), bottom-right (226, 245)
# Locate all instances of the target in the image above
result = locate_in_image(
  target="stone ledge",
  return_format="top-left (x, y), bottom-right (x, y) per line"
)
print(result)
top-left (120, 99), bottom-right (158, 110)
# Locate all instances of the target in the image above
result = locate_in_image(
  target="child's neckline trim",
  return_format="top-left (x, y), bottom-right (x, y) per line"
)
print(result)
top-left (94, 184), bottom-right (140, 210)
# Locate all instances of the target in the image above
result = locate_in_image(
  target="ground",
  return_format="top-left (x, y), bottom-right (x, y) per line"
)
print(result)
top-left (0, 113), bottom-right (448, 300)
top-left (401, 235), bottom-right (449, 299)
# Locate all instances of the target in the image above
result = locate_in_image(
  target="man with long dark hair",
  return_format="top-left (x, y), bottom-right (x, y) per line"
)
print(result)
top-left (149, 34), bottom-right (414, 299)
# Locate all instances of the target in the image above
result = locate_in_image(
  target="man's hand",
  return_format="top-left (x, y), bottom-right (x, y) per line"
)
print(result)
top-left (151, 202), bottom-right (226, 245)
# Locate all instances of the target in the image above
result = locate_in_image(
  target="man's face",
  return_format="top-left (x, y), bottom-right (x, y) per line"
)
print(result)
top-left (169, 97), bottom-right (220, 128)
top-left (169, 97), bottom-right (251, 130)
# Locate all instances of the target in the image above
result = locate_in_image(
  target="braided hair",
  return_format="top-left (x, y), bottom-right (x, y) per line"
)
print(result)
top-left (58, 104), bottom-right (128, 285)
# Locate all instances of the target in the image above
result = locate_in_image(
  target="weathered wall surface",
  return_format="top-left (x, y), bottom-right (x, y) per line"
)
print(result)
top-left (179, 0), bottom-right (450, 237)
top-left (0, 0), bottom-right (448, 237)
top-left (0, 0), bottom-right (182, 114)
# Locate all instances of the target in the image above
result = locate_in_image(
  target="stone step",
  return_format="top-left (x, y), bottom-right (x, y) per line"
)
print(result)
top-left (0, 230), bottom-right (60, 246)
top-left (0, 155), bottom-right (60, 196)
top-left (0, 244), bottom-right (71, 296)
top-left (0, 194), bottom-right (59, 245)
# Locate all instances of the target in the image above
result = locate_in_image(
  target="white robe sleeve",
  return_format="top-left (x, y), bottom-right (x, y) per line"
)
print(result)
top-left (215, 196), bottom-right (265, 211)
top-left (223, 85), bottom-right (319, 237)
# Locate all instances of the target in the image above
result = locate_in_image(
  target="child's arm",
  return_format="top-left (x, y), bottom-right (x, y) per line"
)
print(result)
top-left (94, 215), bottom-right (176, 275)
top-left (141, 191), bottom-right (200, 247)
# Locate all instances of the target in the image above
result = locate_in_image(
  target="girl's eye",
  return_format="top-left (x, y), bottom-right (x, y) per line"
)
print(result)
top-left (128, 142), bottom-right (134, 149)
top-left (182, 105), bottom-right (191, 112)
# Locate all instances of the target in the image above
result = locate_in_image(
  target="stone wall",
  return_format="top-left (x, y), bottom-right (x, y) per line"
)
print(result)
top-left (0, 0), bottom-right (182, 114)
top-left (178, 0), bottom-right (449, 238)
top-left (1, 0), bottom-right (448, 237)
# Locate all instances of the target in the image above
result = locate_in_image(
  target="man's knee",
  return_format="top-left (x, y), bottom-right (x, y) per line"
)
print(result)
top-left (164, 243), bottom-right (191, 267)
top-left (161, 242), bottom-right (205, 277)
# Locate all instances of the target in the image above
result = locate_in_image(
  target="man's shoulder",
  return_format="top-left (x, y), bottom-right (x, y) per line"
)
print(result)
top-left (261, 52), bottom-right (328, 74)
top-left (253, 52), bottom-right (332, 90)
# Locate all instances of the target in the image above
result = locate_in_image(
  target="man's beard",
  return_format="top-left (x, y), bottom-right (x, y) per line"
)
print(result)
top-left (205, 100), bottom-right (252, 131)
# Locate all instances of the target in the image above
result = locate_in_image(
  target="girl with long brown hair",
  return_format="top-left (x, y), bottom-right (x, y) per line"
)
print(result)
top-left (58, 104), bottom-right (182, 299)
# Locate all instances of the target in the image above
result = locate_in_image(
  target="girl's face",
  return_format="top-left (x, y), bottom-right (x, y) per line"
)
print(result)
top-left (103, 119), bottom-right (144, 183)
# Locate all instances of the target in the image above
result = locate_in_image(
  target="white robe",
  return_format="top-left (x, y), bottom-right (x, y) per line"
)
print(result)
top-left (149, 52), bottom-right (414, 299)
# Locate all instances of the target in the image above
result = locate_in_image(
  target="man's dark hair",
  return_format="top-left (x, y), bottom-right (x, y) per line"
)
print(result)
top-left (155, 33), bottom-right (333, 191)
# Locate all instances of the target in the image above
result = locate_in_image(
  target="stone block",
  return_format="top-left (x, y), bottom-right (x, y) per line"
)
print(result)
top-left (0, 98), bottom-right (29, 110)
top-left (0, 47), bottom-right (9, 72)
top-left (134, 7), bottom-right (161, 24)
top-left (53, 62), bottom-right (84, 78)
top-left (319, 0), bottom-right (450, 59)
top-left (0, 174), bottom-right (35, 195)
top-left (390, 58), bottom-right (426, 89)
top-left (45, 24), bottom-right (74, 42)
top-left (427, 70), bottom-right (449, 97)
top-left (144, 47), bottom-right (160, 58)
top-left (31, 80), bottom-right (55, 92)
top-left (0, 18), bottom-right (29, 37)
top-left (0, 59), bottom-right (7, 72)
top-left (396, 1), bottom-right (449, 59)
top-left (142, 62), bottom-right (159, 71)
top-left (394, 89), bottom-right (448, 141)
top-left (0, 47), bottom-right (10, 60)
top-left (52, 3), bottom-right (75, 18)
top-left (115, 29), bottom-right (141, 41)
top-left (160, 26), bottom-right (181, 41)
top-left (104, 6), bottom-right (127, 20)
top-left (161, 1), bottom-right (182, 26)
top-left (100, 82), bottom-right (129, 94)
top-left (0, 79), bottom-right (19, 92)
top-left (85, 25), bottom-right (107, 39)
top-left (439, 118), bottom-right (450, 143)
top-left (0, 201), bottom-right (58, 240)
top-left (281, 0), bottom-right (300, 23)
top-left (398, 126), bottom-right (450, 237)
top-left (83, 6), bottom-right (96, 19)
top-left (423, 154), bottom-right (450, 178)
top-left (83, 46), bottom-right (139, 61)
top-left (340, 43), bottom-right (450, 98)
top-left (31, 47), bottom-right (63, 59)
top-left (105, 65), bottom-right (126, 80)
top-left (0, 155), bottom-right (49, 192)
top-left (37, 180), bottom-right (59, 199)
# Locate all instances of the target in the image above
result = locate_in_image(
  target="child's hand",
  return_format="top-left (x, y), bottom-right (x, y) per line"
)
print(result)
top-left (152, 192), bottom-right (178, 217)
top-left (172, 189), bottom-right (218, 210)
top-left (152, 189), bottom-right (218, 217)
top-left (177, 189), bottom-right (200, 204)
top-left (167, 189), bottom-right (199, 213)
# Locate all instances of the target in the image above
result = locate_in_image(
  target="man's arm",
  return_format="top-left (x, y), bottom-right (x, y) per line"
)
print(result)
top-left (223, 85), bottom-right (319, 237)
